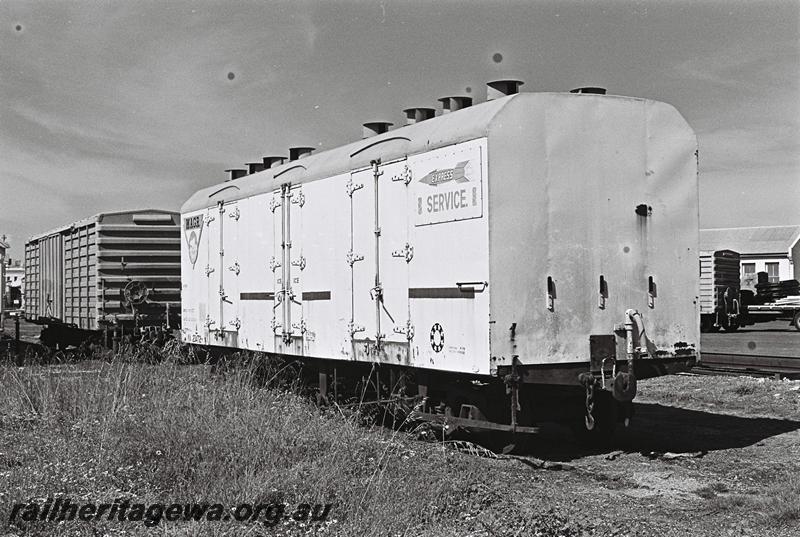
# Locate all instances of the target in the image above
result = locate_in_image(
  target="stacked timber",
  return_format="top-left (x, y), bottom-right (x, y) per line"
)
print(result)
top-left (755, 280), bottom-right (800, 302)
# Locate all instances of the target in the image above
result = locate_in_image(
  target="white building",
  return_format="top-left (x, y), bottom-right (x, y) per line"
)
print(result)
top-left (699, 225), bottom-right (800, 288)
top-left (0, 237), bottom-right (7, 321)
top-left (4, 259), bottom-right (24, 310)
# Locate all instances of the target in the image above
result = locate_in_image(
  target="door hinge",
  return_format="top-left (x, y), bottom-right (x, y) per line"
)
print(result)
top-left (229, 207), bottom-right (240, 221)
top-left (391, 242), bottom-right (414, 263)
top-left (291, 319), bottom-right (307, 334)
top-left (270, 317), bottom-right (281, 334)
top-left (228, 262), bottom-right (240, 275)
top-left (391, 164), bottom-right (413, 185)
top-left (228, 317), bottom-right (241, 330)
top-left (291, 189), bottom-right (305, 207)
top-left (348, 321), bottom-right (365, 337)
top-left (269, 197), bottom-right (281, 213)
top-left (346, 250), bottom-right (365, 266)
top-left (204, 265), bottom-right (215, 276)
top-left (346, 178), bottom-right (364, 197)
top-left (269, 256), bottom-right (281, 272)
top-left (291, 256), bottom-right (306, 271)
top-left (393, 319), bottom-right (415, 341)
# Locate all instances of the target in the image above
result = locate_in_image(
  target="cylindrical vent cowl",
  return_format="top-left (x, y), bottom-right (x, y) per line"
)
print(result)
top-left (246, 162), bottom-right (266, 174)
top-left (403, 107), bottom-right (435, 125)
top-left (570, 87), bottom-right (607, 95)
top-left (486, 79), bottom-right (524, 100)
top-left (438, 96), bottom-right (473, 114)
top-left (225, 169), bottom-right (247, 181)
top-left (362, 121), bottom-right (392, 138)
top-left (289, 147), bottom-right (314, 160)
top-left (263, 156), bottom-right (286, 169)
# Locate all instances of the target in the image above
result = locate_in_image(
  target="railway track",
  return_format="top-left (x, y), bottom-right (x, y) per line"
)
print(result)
top-left (695, 352), bottom-right (800, 379)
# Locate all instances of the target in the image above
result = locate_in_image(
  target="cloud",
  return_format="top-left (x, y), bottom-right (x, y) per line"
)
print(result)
top-left (699, 125), bottom-right (799, 173)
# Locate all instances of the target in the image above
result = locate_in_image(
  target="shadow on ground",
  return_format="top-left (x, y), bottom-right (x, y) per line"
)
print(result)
top-left (513, 402), bottom-right (800, 462)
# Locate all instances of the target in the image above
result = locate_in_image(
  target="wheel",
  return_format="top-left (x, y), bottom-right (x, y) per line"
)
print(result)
top-left (793, 311), bottom-right (800, 332)
top-left (722, 321), bottom-right (739, 332)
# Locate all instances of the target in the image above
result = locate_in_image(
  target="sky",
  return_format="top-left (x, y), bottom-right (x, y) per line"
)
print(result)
top-left (0, 0), bottom-right (798, 258)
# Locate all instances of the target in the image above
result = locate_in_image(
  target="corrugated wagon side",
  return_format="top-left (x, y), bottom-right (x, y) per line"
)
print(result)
top-left (24, 210), bottom-right (181, 347)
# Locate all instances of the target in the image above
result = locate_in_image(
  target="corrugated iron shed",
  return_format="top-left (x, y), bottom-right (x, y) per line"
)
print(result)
top-left (700, 225), bottom-right (800, 256)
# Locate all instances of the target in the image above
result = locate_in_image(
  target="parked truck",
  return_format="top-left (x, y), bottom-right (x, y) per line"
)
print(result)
top-left (741, 278), bottom-right (800, 331)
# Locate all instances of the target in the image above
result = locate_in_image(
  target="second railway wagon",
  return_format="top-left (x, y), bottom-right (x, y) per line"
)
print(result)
top-left (24, 210), bottom-right (181, 347)
top-left (181, 86), bottom-right (699, 432)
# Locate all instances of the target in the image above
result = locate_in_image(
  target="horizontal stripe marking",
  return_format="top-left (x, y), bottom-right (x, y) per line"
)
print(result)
top-left (239, 291), bottom-right (331, 301)
top-left (241, 292), bottom-right (274, 301)
top-left (303, 291), bottom-right (331, 301)
top-left (409, 287), bottom-right (474, 299)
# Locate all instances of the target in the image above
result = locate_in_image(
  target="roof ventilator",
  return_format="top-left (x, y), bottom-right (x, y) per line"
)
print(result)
top-left (438, 96), bottom-right (473, 114)
top-left (486, 79), bottom-right (524, 101)
top-left (362, 121), bottom-right (393, 138)
top-left (225, 169), bottom-right (247, 181)
top-left (262, 156), bottom-right (286, 169)
top-left (570, 87), bottom-right (607, 95)
top-left (246, 162), bottom-right (266, 174)
top-left (402, 107), bottom-right (435, 125)
top-left (289, 147), bottom-right (315, 161)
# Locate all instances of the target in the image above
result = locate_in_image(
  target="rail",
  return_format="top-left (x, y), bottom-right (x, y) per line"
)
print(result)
top-left (696, 352), bottom-right (800, 378)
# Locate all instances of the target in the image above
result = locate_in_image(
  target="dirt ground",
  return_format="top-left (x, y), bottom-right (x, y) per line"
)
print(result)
top-left (460, 373), bottom-right (800, 537)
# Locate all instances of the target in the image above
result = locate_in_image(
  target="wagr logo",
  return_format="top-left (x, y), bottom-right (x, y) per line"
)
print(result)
top-left (418, 161), bottom-right (470, 187)
top-left (184, 215), bottom-right (204, 266)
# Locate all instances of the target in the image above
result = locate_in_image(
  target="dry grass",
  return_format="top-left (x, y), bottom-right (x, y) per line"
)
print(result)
top-left (707, 474), bottom-right (800, 525)
top-left (0, 349), bottom-right (499, 536)
top-left (637, 374), bottom-right (800, 420)
top-left (2, 349), bottom-right (799, 536)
